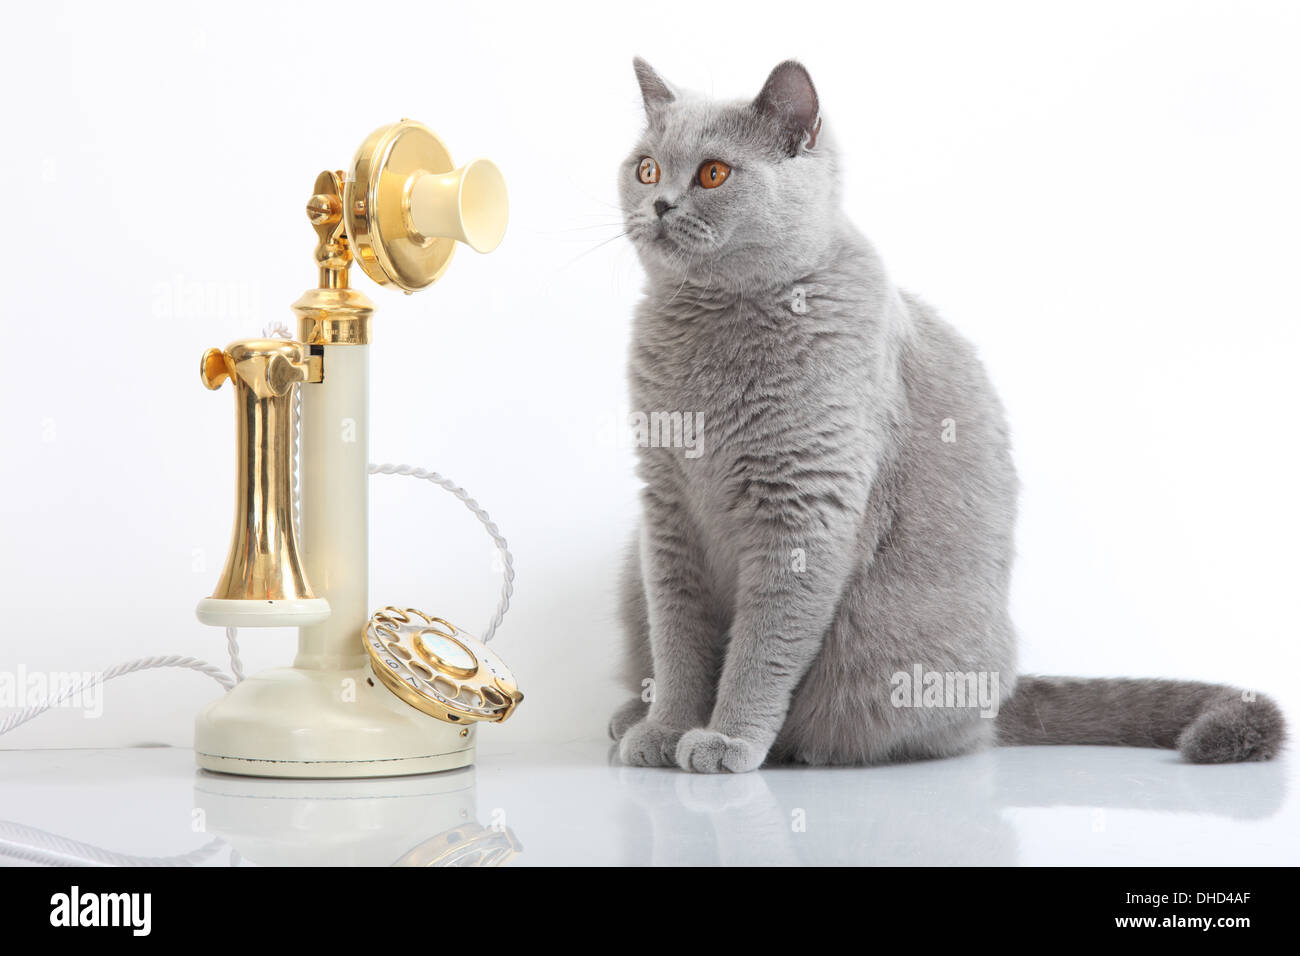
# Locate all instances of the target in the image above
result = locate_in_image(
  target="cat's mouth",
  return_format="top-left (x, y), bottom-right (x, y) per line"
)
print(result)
top-left (625, 211), bottom-right (723, 270)
top-left (649, 224), bottom-right (678, 248)
top-left (626, 218), bottom-right (678, 252)
top-left (634, 219), bottom-right (715, 257)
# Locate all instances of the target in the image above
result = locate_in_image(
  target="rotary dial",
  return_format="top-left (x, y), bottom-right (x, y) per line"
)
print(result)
top-left (365, 607), bottom-right (523, 724)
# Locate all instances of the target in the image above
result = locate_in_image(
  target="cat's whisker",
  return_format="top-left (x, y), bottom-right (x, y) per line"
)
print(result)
top-left (664, 249), bottom-right (696, 306)
top-left (544, 222), bottom-right (632, 234)
top-left (556, 230), bottom-right (632, 270)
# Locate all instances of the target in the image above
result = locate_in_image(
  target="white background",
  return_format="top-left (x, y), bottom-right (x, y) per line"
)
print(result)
top-left (1, 0), bottom-right (1297, 751)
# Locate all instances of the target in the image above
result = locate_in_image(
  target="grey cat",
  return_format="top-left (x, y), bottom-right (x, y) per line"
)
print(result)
top-left (610, 57), bottom-right (1285, 773)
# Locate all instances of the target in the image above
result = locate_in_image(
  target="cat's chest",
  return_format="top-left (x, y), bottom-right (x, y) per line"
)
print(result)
top-left (631, 293), bottom-right (839, 518)
top-left (632, 297), bottom-right (800, 413)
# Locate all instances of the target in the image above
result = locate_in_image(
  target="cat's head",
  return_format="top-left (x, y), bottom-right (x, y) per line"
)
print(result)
top-left (620, 58), bottom-right (840, 292)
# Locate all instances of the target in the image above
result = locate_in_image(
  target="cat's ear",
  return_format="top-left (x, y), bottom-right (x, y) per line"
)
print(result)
top-left (633, 57), bottom-right (676, 117)
top-left (752, 60), bottom-right (822, 156)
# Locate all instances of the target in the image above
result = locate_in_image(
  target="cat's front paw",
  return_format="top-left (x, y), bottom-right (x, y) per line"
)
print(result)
top-left (618, 719), bottom-right (684, 767)
top-left (676, 728), bottom-right (766, 773)
top-left (608, 698), bottom-right (650, 741)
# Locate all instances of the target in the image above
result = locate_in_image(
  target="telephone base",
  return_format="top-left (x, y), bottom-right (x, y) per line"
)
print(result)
top-left (195, 664), bottom-right (475, 779)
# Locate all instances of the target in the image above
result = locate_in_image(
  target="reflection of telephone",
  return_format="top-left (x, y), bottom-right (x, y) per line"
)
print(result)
top-left (192, 768), bottom-right (523, 867)
top-left (193, 120), bottom-right (522, 778)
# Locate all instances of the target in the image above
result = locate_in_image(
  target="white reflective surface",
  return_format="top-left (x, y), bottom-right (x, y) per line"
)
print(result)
top-left (0, 741), bottom-right (1293, 866)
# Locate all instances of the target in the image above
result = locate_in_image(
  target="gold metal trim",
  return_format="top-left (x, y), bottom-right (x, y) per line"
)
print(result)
top-left (346, 120), bottom-right (459, 292)
top-left (200, 339), bottom-right (320, 605)
top-left (413, 620), bottom-right (479, 680)
top-left (290, 167), bottom-right (374, 345)
top-left (292, 287), bottom-right (375, 346)
top-left (306, 169), bottom-right (352, 290)
top-left (365, 607), bottom-right (523, 725)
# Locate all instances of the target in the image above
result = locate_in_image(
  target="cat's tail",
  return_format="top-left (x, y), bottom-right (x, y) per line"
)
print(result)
top-left (995, 676), bottom-right (1285, 763)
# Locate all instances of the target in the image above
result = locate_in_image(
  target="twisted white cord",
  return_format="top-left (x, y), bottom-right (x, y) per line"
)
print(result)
top-left (0, 656), bottom-right (235, 736)
top-left (224, 627), bottom-right (245, 682)
top-left (0, 820), bottom-right (226, 868)
top-left (368, 462), bottom-right (515, 642)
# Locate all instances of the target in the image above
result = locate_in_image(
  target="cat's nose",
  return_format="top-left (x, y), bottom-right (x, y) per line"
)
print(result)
top-left (653, 199), bottom-right (675, 218)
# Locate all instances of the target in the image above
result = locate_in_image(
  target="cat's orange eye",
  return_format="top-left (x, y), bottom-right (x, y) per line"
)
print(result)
top-left (638, 157), bottom-right (660, 185)
top-left (698, 160), bottom-right (731, 189)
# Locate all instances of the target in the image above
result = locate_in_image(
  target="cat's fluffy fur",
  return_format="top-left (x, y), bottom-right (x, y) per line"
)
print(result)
top-left (610, 58), bottom-right (1284, 772)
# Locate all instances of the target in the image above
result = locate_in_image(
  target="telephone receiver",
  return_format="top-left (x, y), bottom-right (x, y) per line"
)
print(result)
top-left (193, 120), bottom-right (521, 779)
